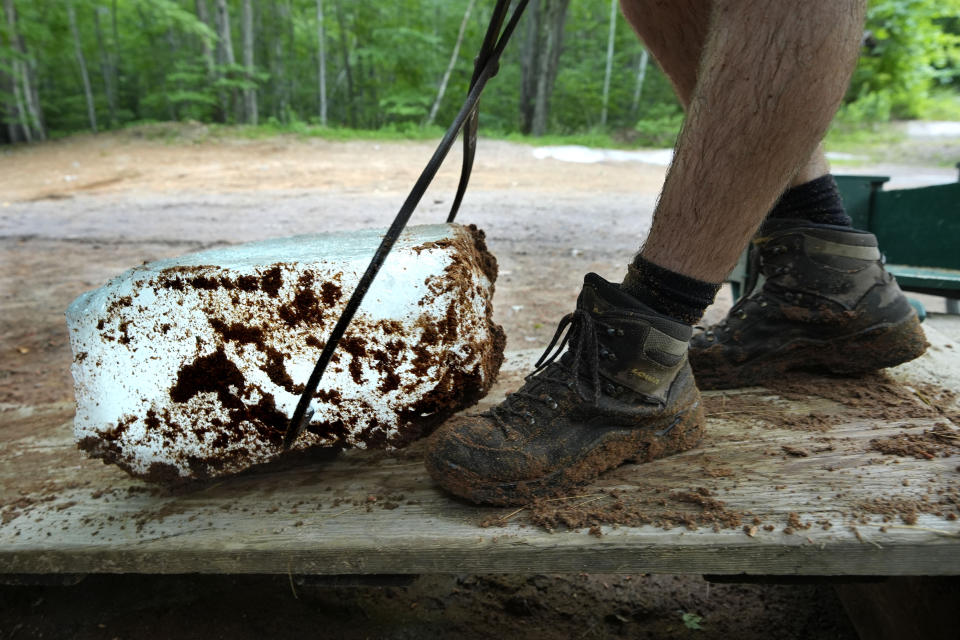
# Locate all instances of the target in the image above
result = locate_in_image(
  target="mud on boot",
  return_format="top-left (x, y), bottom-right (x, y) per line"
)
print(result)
top-left (690, 218), bottom-right (928, 390)
top-left (424, 273), bottom-right (705, 506)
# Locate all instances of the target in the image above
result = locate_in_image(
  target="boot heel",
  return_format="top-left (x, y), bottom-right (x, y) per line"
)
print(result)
top-left (825, 314), bottom-right (928, 375)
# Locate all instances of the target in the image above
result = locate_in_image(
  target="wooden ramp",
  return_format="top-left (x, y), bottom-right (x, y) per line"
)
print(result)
top-left (2, 324), bottom-right (959, 577)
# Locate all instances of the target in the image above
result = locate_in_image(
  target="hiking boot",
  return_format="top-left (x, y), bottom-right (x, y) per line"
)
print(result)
top-left (690, 218), bottom-right (927, 389)
top-left (424, 273), bottom-right (705, 506)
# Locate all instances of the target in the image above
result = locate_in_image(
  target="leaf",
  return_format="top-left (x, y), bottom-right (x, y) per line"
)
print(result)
top-left (681, 612), bottom-right (703, 630)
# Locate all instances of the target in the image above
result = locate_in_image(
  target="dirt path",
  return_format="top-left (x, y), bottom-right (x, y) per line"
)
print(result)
top-left (3, 130), bottom-right (954, 638)
top-left (0, 128), bottom-right (667, 202)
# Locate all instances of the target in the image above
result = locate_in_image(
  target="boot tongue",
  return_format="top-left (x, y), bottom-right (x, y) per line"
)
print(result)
top-left (579, 273), bottom-right (692, 342)
top-left (581, 272), bottom-right (654, 313)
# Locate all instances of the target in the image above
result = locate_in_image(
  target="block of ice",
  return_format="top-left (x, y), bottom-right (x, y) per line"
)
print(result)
top-left (66, 223), bottom-right (504, 482)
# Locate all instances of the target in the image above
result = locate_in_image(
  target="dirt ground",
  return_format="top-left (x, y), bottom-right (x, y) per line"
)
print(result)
top-left (1, 128), bottom-right (956, 639)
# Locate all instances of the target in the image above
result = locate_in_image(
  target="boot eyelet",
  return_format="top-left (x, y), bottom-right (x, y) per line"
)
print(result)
top-left (616, 329), bottom-right (624, 336)
top-left (604, 383), bottom-right (616, 395)
top-left (607, 352), bottom-right (617, 361)
top-left (606, 328), bottom-right (616, 336)
top-left (738, 311), bottom-right (748, 320)
top-left (759, 301), bottom-right (768, 307)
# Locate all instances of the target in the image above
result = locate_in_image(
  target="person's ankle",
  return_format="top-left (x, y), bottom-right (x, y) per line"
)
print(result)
top-left (768, 174), bottom-right (852, 228)
top-left (621, 256), bottom-right (721, 325)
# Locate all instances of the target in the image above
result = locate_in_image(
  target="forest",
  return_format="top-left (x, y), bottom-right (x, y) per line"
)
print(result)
top-left (1, 0), bottom-right (959, 145)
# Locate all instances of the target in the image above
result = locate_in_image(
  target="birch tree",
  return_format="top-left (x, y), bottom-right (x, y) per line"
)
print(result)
top-left (425, 0), bottom-right (475, 126)
top-left (315, 0), bottom-right (327, 125)
top-left (531, 0), bottom-right (570, 136)
top-left (518, 0), bottom-right (541, 134)
top-left (195, 0), bottom-right (215, 75)
top-left (214, 0), bottom-right (238, 120)
top-left (630, 47), bottom-right (649, 120)
top-left (334, 0), bottom-right (355, 127)
top-left (600, 0), bottom-right (616, 127)
top-left (94, 6), bottom-right (117, 127)
top-left (68, 1), bottom-right (98, 132)
top-left (3, 0), bottom-right (44, 141)
top-left (215, 0), bottom-right (235, 68)
top-left (241, 0), bottom-right (257, 124)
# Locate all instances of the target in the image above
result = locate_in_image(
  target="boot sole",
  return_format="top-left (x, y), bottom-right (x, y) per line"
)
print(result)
top-left (693, 312), bottom-right (928, 391)
top-left (424, 393), bottom-right (706, 507)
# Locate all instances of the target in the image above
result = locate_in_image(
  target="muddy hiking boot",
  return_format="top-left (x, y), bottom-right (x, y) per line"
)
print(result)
top-left (690, 218), bottom-right (928, 390)
top-left (425, 273), bottom-right (705, 506)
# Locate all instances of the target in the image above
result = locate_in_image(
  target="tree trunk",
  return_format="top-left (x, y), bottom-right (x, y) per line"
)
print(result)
top-left (334, 0), bottom-right (356, 127)
top-left (425, 0), bottom-right (475, 126)
top-left (531, 0), bottom-right (570, 136)
top-left (21, 58), bottom-right (45, 139)
top-left (215, 0), bottom-right (238, 121)
top-left (600, 0), bottom-right (617, 127)
top-left (275, 0), bottom-right (293, 122)
top-left (195, 0), bottom-right (225, 121)
top-left (241, 0), bottom-right (257, 125)
top-left (195, 0), bottom-right (216, 74)
top-left (315, 0), bottom-right (327, 125)
top-left (215, 0), bottom-right (236, 66)
top-left (630, 47), bottom-right (649, 121)
top-left (3, 0), bottom-right (44, 141)
top-left (94, 6), bottom-right (117, 127)
top-left (0, 3), bottom-right (28, 142)
top-left (9, 68), bottom-right (30, 142)
top-left (518, 0), bottom-right (542, 134)
top-left (1, 67), bottom-right (19, 143)
top-left (135, 4), bottom-right (175, 120)
top-left (111, 1), bottom-right (119, 65)
top-left (68, 1), bottom-right (98, 133)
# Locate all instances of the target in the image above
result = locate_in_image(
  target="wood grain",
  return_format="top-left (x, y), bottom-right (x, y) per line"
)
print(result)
top-left (1, 325), bottom-right (958, 577)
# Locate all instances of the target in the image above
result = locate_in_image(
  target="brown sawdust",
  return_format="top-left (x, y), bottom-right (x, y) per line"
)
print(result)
top-left (481, 484), bottom-right (746, 535)
top-left (869, 423), bottom-right (960, 460)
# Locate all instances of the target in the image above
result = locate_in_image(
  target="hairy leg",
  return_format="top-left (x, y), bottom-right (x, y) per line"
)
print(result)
top-left (636, 0), bottom-right (865, 282)
top-left (620, 0), bottom-right (833, 189)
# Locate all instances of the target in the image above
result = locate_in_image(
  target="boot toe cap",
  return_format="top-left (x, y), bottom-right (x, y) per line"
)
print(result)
top-left (425, 414), bottom-right (546, 487)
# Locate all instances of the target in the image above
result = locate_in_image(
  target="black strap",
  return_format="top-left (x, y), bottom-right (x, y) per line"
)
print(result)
top-left (448, 0), bottom-right (511, 222)
top-left (284, 0), bottom-right (529, 449)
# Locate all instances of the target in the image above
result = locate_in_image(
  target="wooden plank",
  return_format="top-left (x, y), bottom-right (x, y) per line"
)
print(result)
top-left (1, 326), bottom-right (958, 577)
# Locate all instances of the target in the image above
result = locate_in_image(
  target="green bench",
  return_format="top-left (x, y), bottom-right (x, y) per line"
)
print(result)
top-left (730, 172), bottom-right (960, 316)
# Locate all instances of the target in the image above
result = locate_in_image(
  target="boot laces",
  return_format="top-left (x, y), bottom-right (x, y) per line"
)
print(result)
top-left (487, 308), bottom-right (605, 431)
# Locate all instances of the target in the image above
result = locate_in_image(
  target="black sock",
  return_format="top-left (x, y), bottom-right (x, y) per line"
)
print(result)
top-left (621, 256), bottom-right (721, 325)
top-left (768, 174), bottom-right (852, 227)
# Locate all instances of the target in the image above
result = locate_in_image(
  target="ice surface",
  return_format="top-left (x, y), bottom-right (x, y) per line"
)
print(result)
top-left (66, 223), bottom-right (504, 481)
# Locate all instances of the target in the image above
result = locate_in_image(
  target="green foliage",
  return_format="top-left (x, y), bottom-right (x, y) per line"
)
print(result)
top-left (848, 0), bottom-right (960, 119)
top-left (632, 102), bottom-right (683, 147)
top-left (2, 0), bottom-right (959, 144)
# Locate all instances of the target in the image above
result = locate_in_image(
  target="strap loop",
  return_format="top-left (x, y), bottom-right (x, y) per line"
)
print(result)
top-left (284, 0), bottom-right (530, 449)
